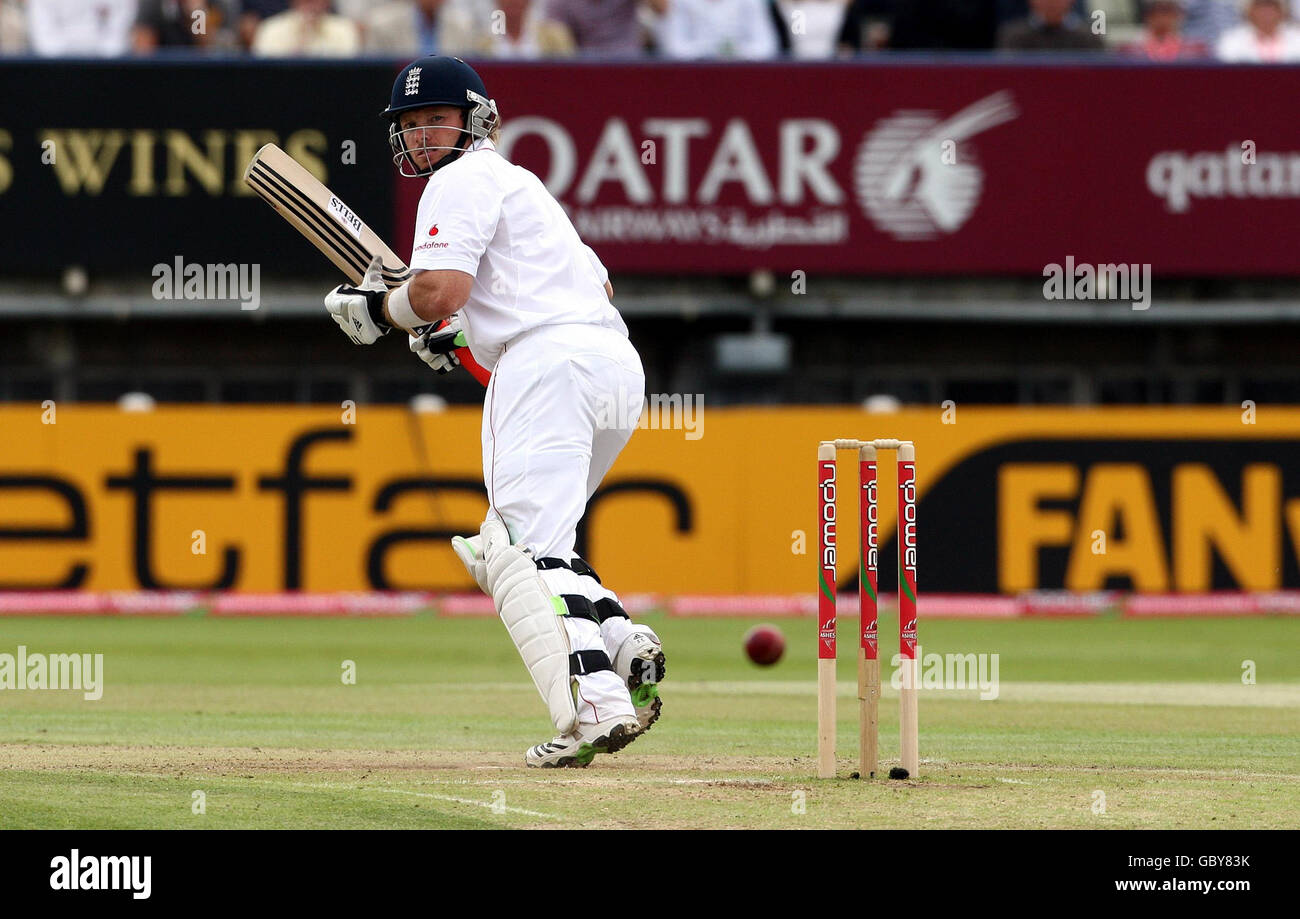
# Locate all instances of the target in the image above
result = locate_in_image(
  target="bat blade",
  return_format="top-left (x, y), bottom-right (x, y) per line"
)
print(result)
top-left (243, 143), bottom-right (490, 386)
top-left (243, 144), bottom-right (411, 289)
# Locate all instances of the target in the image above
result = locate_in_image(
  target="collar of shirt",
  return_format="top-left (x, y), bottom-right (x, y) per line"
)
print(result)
top-left (469, 138), bottom-right (497, 154)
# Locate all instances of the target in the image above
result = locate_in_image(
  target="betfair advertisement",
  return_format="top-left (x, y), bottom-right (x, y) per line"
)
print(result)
top-left (1, 405), bottom-right (1294, 594)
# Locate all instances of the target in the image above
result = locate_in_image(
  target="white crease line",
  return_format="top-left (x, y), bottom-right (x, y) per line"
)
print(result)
top-left (116, 770), bottom-right (560, 820)
top-left (274, 779), bottom-right (559, 819)
top-left (989, 763), bottom-right (1300, 782)
top-left (357, 785), bottom-right (559, 820)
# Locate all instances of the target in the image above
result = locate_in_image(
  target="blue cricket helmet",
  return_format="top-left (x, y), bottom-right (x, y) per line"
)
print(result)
top-left (383, 57), bottom-right (499, 178)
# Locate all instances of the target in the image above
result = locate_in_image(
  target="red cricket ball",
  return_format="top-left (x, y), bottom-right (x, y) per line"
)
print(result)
top-left (744, 624), bottom-right (785, 666)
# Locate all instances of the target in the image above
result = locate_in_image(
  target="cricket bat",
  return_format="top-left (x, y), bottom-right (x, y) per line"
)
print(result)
top-left (243, 143), bottom-right (489, 386)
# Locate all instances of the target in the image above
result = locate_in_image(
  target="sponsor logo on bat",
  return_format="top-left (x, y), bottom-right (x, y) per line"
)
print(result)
top-left (328, 196), bottom-right (364, 240)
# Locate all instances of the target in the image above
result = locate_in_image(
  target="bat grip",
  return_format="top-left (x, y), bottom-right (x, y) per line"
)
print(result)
top-left (412, 322), bottom-right (491, 388)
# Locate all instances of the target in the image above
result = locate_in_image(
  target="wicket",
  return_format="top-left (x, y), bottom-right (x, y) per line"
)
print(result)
top-left (817, 438), bottom-right (919, 780)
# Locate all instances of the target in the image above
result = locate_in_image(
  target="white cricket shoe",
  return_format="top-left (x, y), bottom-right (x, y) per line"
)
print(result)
top-left (613, 626), bottom-right (666, 735)
top-left (525, 715), bottom-right (641, 768)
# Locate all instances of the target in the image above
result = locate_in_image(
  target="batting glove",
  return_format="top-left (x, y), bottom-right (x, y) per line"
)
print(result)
top-left (409, 313), bottom-right (466, 374)
top-left (325, 255), bottom-right (390, 345)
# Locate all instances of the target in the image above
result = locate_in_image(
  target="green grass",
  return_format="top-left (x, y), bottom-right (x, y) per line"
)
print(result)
top-left (0, 613), bottom-right (1297, 828)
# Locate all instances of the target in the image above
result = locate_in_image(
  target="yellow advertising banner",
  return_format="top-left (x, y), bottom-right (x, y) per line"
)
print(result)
top-left (1, 404), bottom-right (1297, 594)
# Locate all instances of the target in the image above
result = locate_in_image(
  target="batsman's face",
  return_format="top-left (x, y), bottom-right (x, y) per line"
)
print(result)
top-left (399, 105), bottom-right (467, 170)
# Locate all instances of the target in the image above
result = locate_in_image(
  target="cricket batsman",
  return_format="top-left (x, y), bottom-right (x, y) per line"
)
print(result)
top-left (321, 56), bottom-right (665, 767)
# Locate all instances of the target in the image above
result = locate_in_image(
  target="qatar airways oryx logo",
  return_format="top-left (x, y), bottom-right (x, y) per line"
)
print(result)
top-left (855, 92), bottom-right (1018, 240)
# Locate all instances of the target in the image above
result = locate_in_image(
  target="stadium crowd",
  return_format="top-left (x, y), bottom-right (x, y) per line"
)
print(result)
top-left (0, 0), bottom-right (1297, 60)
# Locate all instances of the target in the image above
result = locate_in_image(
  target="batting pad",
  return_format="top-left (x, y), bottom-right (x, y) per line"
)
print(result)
top-left (484, 530), bottom-right (579, 736)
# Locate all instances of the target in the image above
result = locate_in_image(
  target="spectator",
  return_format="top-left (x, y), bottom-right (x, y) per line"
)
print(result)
top-left (540, 0), bottom-right (664, 56)
top-left (1121, 0), bottom-right (1208, 57)
top-left (996, 0), bottom-right (1093, 26)
top-left (333, 0), bottom-right (371, 20)
top-left (1216, 0), bottom-right (1300, 58)
top-left (238, 0), bottom-right (286, 50)
top-left (482, 0), bottom-right (576, 56)
top-left (251, 0), bottom-right (359, 55)
top-left (658, 0), bottom-right (781, 57)
top-left (1, 0), bottom-right (28, 53)
top-left (768, 0), bottom-right (793, 53)
top-left (364, 0), bottom-right (475, 55)
top-left (28, 0), bottom-right (137, 55)
top-left (1091, 0), bottom-right (1143, 43)
top-left (1182, 0), bottom-right (1240, 44)
top-left (997, 0), bottom-right (1106, 48)
top-left (133, 0), bottom-right (225, 52)
top-left (883, 0), bottom-right (1000, 49)
top-left (835, 0), bottom-right (894, 52)
top-left (777, 0), bottom-right (845, 56)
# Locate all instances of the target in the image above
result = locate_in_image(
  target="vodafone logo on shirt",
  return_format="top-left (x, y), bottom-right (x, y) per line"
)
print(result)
top-left (416, 223), bottom-right (447, 253)
top-left (423, 230), bottom-right (454, 254)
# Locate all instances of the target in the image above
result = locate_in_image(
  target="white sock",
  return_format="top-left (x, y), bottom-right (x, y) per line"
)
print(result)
top-left (561, 617), bottom-right (635, 725)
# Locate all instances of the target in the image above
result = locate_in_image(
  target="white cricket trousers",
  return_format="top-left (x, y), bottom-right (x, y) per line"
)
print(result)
top-left (482, 322), bottom-right (645, 726)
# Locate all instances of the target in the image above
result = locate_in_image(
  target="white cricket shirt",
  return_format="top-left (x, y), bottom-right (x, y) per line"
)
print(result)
top-left (408, 138), bottom-right (626, 371)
